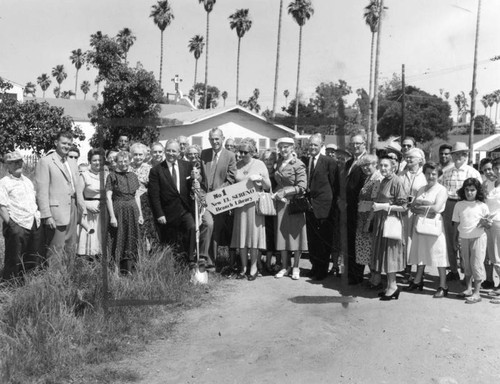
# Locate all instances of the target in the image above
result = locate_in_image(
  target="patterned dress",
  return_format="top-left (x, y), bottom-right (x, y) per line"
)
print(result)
top-left (371, 174), bottom-right (408, 274)
top-left (131, 162), bottom-right (155, 244)
top-left (355, 171), bottom-right (382, 265)
top-left (106, 171), bottom-right (140, 273)
top-left (77, 170), bottom-right (106, 256)
top-left (274, 157), bottom-right (308, 251)
top-left (230, 159), bottom-right (269, 249)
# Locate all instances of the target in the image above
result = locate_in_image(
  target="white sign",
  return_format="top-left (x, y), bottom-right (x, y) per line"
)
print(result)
top-left (205, 179), bottom-right (260, 215)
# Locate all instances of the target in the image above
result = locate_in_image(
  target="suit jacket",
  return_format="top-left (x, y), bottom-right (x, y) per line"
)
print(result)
top-left (306, 154), bottom-right (339, 219)
top-left (35, 151), bottom-right (79, 226)
top-left (345, 155), bottom-right (367, 211)
top-left (148, 160), bottom-right (194, 223)
top-left (200, 148), bottom-right (237, 192)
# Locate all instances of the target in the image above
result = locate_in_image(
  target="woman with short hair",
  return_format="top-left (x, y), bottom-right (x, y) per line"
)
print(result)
top-left (185, 144), bottom-right (202, 164)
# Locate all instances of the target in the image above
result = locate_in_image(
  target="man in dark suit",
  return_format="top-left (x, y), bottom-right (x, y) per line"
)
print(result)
top-left (345, 133), bottom-right (368, 284)
top-left (148, 139), bottom-right (196, 259)
top-left (199, 127), bottom-right (237, 266)
top-left (305, 134), bottom-right (339, 280)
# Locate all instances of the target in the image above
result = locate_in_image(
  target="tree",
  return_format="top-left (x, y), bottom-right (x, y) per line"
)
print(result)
top-left (377, 85), bottom-right (452, 142)
top-left (89, 65), bottom-right (162, 149)
top-left (370, 0), bottom-right (385, 153)
top-left (363, 0), bottom-right (381, 149)
top-left (150, 0), bottom-right (175, 92)
top-left (0, 97), bottom-right (84, 155)
top-left (487, 92), bottom-right (494, 121)
top-left (24, 82), bottom-right (37, 97)
top-left (70, 49), bottom-right (85, 97)
top-left (493, 90), bottom-right (500, 124)
top-left (60, 90), bottom-right (76, 99)
top-left (239, 88), bottom-right (261, 113)
top-left (188, 34), bottom-right (205, 90)
top-left (192, 82), bottom-right (220, 110)
top-left (53, 86), bottom-right (61, 98)
top-left (116, 27), bottom-right (136, 64)
top-left (271, 0), bottom-right (284, 118)
top-left (51, 65), bottom-right (67, 98)
top-left (198, 0), bottom-right (217, 109)
top-left (288, 0), bottom-right (314, 130)
top-left (283, 89), bottom-right (289, 107)
top-left (229, 8), bottom-right (252, 104)
top-left (454, 91), bottom-right (469, 122)
top-left (80, 80), bottom-right (91, 100)
top-left (87, 32), bottom-right (124, 81)
top-left (355, 88), bottom-right (370, 129)
top-left (37, 73), bottom-right (52, 98)
top-left (474, 115), bottom-right (495, 134)
top-left (221, 90), bottom-right (228, 106)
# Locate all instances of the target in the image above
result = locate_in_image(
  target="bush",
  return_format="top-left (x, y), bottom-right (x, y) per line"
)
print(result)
top-left (0, 246), bottom-right (212, 383)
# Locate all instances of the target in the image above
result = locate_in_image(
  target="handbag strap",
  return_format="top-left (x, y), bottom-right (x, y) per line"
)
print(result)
top-left (423, 207), bottom-right (430, 218)
top-left (388, 206), bottom-right (392, 215)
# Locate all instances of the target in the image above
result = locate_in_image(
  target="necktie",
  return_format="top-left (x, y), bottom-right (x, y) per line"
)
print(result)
top-left (171, 163), bottom-right (178, 192)
top-left (210, 151), bottom-right (218, 190)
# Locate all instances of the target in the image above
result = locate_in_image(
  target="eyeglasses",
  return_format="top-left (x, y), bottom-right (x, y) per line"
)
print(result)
top-left (239, 151), bottom-right (249, 155)
top-left (402, 144), bottom-right (412, 148)
top-left (68, 155), bottom-right (79, 159)
top-left (351, 142), bottom-right (364, 146)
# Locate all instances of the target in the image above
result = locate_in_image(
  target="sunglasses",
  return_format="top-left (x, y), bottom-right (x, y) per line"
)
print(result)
top-left (402, 144), bottom-right (412, 148)
top-left (68, 155), bottom-right (79, 159)
top-left (239, 151), bottom-right (249, 155)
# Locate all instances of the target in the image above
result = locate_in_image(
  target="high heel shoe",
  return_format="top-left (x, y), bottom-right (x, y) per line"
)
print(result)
top-left (403, 281), bottom-right (424, 292)
top-left (433, 287), bottom-right (449, 298)
top-left (236, 272), bottom-right (246, 280)
top-left (380, 288), bottom-right (401, 301)
top-left (247, 273), bottom-right (258, 281)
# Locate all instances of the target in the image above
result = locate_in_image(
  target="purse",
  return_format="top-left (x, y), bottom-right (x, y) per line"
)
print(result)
top-left (256, 192), bottom-right (277, 216)
top-left (415, 208), bottom-right (442, 237)
top-left (382, 207), bottom-right (402, 240)
top-left (288, 196), bottom-right (312, 214)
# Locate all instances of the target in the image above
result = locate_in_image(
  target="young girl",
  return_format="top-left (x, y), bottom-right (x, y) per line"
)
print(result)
top-left (452, 178), bottom-right (492, 304)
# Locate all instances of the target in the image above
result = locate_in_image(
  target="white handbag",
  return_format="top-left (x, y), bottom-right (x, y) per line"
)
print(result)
top-left (415, 208), bottom-right (442, 237)
top-left (382, 207), bottom-right (402, 240)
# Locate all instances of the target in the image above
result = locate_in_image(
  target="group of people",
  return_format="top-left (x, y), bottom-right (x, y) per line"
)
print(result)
top-left (1, 130), bottom-right (499, 305)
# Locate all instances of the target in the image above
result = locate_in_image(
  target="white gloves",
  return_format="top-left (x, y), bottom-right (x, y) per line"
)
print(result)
top-left (373, 202), bottom-right (390, 212)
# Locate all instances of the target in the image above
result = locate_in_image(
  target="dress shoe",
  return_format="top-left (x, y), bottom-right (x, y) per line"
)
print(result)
top-left (404, 281), bottom-right (424, 292)
top-left (481, 280), bottom-right (495, 289)
top-left (235, 273), bottom-right (246, 280)
top-left (380, 288), bottom-right (401, 301)
top-left (247, 272), bottom-right (258, 281)
top-left (433, 287), bottom-right (449, 298)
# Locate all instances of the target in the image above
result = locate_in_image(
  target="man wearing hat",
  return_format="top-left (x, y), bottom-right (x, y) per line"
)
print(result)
top-left (325, 143), bottom-right (337, 160)
top-left (440, 142), bottom-right (481, 281)
top-left (0, 151), bottom-right (42, 280)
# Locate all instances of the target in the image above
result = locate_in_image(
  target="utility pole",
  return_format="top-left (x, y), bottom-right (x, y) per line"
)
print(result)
top-left (271, 0), bottom-right (284, 119)
top-left (401, 64), bottom-right (406, 139)
top-left (468, 0), bottom-right (482, 164)
top-left (370, 0), bottom-right (384, 154)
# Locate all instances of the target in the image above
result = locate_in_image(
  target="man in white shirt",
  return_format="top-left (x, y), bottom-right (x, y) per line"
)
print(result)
top-left (0, 151), bottom-right (42, 280)
top-left (440, 142), bottom-right (481, 281)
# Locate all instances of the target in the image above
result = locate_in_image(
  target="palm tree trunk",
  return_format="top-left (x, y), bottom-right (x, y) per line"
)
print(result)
top-left (271, 0), bottom-right (284, 119)
top-left (294, 26), bottom-right (303, 131)
top-left (366, 31), bottom-right (375, 150)
top-left (468, 0), bottom-right (481, 162)
top-left (495, 103), bottom-right (499, 124)
top-left (75, 69), bottom-right (79, 98)
top-left (370, 0), bottom-right (384, 154)
top-left (194, 58), bottom-right (198, 90)
top-left (236, 37), bottom-right (241, 104)
top-left (159, 30), bottom-right (164, 92)
top-left (84, 92), bottom-right (87, 100)
top-left (204, 11), bottom-right (210, 109)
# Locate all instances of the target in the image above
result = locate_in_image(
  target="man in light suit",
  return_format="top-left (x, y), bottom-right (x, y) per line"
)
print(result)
top-left (148, 139), bottom-right (196, 259)
top-left (199, 127), bottom-right (237, 267)
top-left (305, 134), bottom-right (339, 280)
top-left (35, 131), bottom-right (80, 260)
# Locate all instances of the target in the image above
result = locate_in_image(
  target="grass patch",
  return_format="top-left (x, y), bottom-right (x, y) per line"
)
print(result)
top-left (0, 245), bottom-right (222, 384)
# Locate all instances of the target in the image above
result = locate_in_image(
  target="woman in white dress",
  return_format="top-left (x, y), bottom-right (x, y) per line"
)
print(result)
top-left (407, 162), bottom-right (449, 298)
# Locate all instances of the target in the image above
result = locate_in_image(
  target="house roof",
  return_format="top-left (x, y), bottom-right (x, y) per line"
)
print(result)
top-left (162, 105), bottom-right (298, 136)
top-left (25, 97), bottom-right (190, 122)
top-left (474, 134), bottom-right (500, 151)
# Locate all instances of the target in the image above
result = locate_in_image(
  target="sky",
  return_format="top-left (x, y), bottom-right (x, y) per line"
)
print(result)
top-left (1, 0), bottom-right (499, 118)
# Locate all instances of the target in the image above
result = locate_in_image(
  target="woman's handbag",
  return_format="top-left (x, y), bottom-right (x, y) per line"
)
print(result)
top-left (382, 207), bottom-right (402, 240)
top-left (415, 208), bottom-right (442, 237)
top-left (288, 196), bottom-right (312, 214)
top-left (256, 192), bottom-right (277, 216)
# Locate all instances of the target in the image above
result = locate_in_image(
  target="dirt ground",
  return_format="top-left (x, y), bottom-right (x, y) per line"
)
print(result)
top-left (114, 258), bottom-right (500, 384)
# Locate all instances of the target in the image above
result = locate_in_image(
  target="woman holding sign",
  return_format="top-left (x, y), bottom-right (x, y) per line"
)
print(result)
top-left (273, 137), bottom-right (308, 281)
top-left (231, 139), bottom-right (271, 281)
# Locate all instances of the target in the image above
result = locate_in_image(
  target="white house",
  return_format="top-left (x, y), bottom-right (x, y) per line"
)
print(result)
top-left (159, 105), bottom-right (298, 150)
top-left (0, 78), bottom-right (24, 102)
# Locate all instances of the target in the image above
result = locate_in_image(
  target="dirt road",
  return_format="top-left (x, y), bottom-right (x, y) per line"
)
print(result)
top-left (119, 261), bottom-right (500, 384)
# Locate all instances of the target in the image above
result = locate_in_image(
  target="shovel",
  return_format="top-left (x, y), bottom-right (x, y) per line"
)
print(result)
top-left (190, 176), bottom-right (208, 285)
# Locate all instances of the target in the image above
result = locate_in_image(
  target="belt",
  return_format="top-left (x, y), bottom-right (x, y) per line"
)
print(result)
top-left (84, 197), bottom-right (100, 201)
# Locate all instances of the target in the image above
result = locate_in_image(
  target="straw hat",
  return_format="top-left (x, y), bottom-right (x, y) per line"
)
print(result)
top-left (3, 151), bottom-right (23, 163)
top-left (276, 137), bottom-right (295, 146)
top-left (325, 143), bottom-right (338, 151)
top-left (385, 141), bottom-right (402, 156)
top-left (451, 142), bottom-right (469, 154)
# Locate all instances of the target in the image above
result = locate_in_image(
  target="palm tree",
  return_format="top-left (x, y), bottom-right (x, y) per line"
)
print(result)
top-left (61, 90), bottom-right (76, 99)
top-left (363, 0), bottom-right (381, 150)
top-left (188, 34), bottom-right (205, 90)
top-left (117, 27), bottom-right (136, 64)
top-left (53, 86), bottom-right (61, 98)
top-left (37, 73), bottom-right (51, 98)
top-left (94, 77), bottom-right (102, 100)
top-left (229, 8), bottom-right (252, 104)
top-left (81, 80), bottom-right (91, 100)
top-left (370, 0), bottom-right (385, 153)
top-left (198, 0), bottom-right (217, 109)
top-left (288, 0), bottom-right (314, 130)
top-left (51, 65), bottom-right (67, 98)
top-left (283, 89), bottom-right (289, 106)
top-left (222, 90), bottom-right (228, 106)
top-left (69, 49), bottom-right (85, 97)
top-left (24, 82), bottom-right (36, 97)
top-left (150, 0), bottom-right (175, 92)
top-left (480, 95), bottom-right (488, 117)
top-left (493, 90), bottom-right (500, 125)
top-left (271, 0), bottom-right (284, 118)
top-left (487, 93), bottom-right (494, 121)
